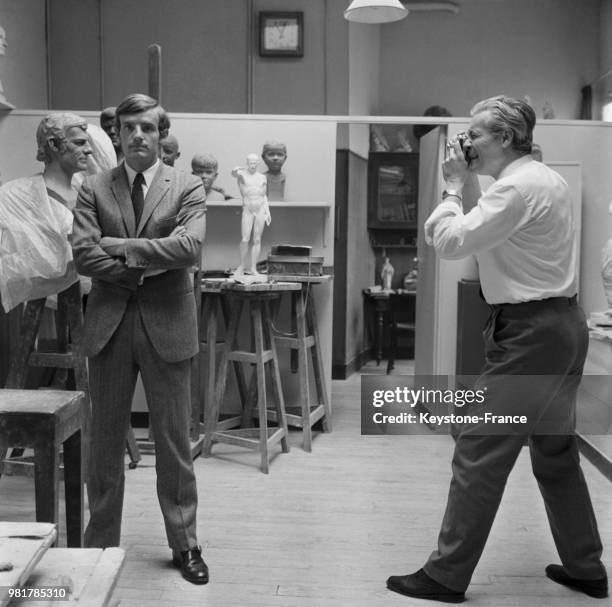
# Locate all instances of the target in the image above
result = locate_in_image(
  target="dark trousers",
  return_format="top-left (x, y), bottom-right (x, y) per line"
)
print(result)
top-left (84, 302), bottom-right (198, 552)
top-left (424, 297), bottom-right (605, 591)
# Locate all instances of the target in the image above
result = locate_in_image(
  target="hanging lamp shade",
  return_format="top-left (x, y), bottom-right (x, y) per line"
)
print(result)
top-left (344, 0), bottom-right (408, 23)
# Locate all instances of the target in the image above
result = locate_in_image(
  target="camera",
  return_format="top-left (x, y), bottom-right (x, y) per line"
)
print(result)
top-left (456, 131), bottom-right (468, 151)
top-left (451, 131), bottom-right (470, 163)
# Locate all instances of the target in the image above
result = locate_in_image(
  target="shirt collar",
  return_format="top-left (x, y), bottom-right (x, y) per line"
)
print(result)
top-left (497, 154), bottom-right (533, 181)
top-left (124, 158), bottom-right (160, 188)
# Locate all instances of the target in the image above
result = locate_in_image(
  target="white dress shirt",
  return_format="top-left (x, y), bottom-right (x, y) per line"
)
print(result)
top-left (123, 159), bottom-right (165, 279)
top-left (424, 156), bottom-right (578, 304)
top-left (124, 159), bottom-right (160, 198)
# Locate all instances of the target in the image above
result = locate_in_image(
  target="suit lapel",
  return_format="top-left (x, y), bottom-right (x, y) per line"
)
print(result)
top-left (110, 165), bottom-right (136, 236)
top-left (137, 164), bottom-right (171, 235)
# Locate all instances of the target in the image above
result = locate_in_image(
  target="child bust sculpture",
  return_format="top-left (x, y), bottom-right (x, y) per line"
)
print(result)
top-left (261, 140), bottom-right (287, 202)
top-left (191, 153), bottom-right (226, 201)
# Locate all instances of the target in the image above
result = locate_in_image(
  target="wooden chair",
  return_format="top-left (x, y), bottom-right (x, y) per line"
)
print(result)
top-left (1, 281), bottom-right (141, 470)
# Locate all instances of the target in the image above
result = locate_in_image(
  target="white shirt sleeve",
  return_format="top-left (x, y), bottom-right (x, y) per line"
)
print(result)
top-left (424, 184), bottom-right (529, 259)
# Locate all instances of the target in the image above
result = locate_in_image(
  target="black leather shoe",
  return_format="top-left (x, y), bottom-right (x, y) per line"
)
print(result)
top-left (172, 546), bottom-right (209, 585)
top-left (546, 564), bottom-right (608, 598)
top-left (387, 569), bottom-right (465, 603)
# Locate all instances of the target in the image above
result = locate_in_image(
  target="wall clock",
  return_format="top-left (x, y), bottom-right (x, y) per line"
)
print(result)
top-left (259, 12), bottom-right (304, 57)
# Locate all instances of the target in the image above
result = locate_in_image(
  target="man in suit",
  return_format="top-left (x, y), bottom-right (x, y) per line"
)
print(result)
top-left (72, 93), bottom-right (208, 584)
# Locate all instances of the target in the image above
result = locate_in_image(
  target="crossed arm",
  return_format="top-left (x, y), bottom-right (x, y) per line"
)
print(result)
top-left (72, 176), bottom-right (206, 290)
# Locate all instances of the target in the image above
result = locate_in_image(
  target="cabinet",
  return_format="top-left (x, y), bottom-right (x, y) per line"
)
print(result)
top-left (367, 152), bottom-right (419, 230)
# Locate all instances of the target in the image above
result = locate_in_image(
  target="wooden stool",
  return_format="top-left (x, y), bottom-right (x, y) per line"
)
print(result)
top-left (0, 390), bottom-right (85, 547)
top-left (193, 278), bottom-right (248, 442)
top-left (268, 275), bottom-right (333, 451)
top-left (203, 281), bottom-right (300, 473)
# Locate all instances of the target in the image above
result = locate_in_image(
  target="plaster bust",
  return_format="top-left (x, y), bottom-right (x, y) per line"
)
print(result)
top-left (36, 112), bottom-right (92, 208)
top-left (261, 140), bottom-right (287, 202)
top-left (191, 152), bottom-right (225, 201)
top-left (160, 134), bottom-right (181, 167)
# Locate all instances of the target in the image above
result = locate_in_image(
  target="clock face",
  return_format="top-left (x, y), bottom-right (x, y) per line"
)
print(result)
top-left (264, 18), bottom-right (299, 50)
top-left (259, 12), bottom-right (303, 56)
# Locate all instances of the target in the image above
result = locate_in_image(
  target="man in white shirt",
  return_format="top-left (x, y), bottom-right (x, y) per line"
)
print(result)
top-left (387, 96), bottom-right (607, 602)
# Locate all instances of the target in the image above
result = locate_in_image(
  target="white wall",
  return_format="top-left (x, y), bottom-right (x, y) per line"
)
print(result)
top-left (535, 121), bottom-right (612, 315)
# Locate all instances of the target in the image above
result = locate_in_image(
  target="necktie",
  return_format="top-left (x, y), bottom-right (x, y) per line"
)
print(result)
top-left (132, 172), bottom-right (145, 224)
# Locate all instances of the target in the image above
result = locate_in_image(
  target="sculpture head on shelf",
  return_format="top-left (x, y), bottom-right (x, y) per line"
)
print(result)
top-left (261, 140), bottom-right (287, 201)
top-left (160, 133), bottom-right (181, 167)
top-left (191, 152), bottom-right (226, 200)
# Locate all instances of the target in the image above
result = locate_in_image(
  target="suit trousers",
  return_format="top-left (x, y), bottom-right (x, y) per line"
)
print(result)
top-left (423, 297), bottom-right (605, 592)
top-left (84, 300), bottom-right (198, 552)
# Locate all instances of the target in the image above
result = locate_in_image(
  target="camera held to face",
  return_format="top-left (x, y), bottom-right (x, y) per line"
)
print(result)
top-left (456, 131), bottom-right (468, 152)
top-left (448, 131), bottom-right (470, 163)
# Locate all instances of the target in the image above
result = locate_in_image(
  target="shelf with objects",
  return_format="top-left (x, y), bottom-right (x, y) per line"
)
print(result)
top-left (206, 200), bottom-right (332, 248)
top-left (364, 151), bottom-right (419, 368)
top-left (367, 152), bottom-right (419, 230)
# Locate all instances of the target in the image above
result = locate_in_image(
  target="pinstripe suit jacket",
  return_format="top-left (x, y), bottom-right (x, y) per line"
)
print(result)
top-left (71, 163), bottom-right (206, 362)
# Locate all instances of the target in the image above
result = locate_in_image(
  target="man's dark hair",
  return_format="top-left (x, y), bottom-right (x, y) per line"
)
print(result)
top-left (115, 94), bottom-right (170, 138)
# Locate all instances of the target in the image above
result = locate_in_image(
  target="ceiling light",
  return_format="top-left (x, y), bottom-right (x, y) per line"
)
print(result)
top-left (344, 0), bottom-right (408, 24)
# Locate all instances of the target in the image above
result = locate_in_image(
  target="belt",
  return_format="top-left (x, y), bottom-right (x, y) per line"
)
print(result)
top-left (489, 294), bottom-right (578, 314)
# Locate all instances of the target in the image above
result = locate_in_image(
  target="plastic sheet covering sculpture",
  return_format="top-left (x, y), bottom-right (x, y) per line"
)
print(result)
top-left (0, 175), bottom-right (77, 312)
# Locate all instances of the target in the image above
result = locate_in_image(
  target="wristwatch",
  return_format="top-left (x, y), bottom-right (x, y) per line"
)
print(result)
top-left (442, 188), bottom-right (462, 201)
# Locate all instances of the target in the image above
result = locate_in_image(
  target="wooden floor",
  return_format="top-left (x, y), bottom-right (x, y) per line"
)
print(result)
top-left (1, 359), bottom-right (611, 606)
